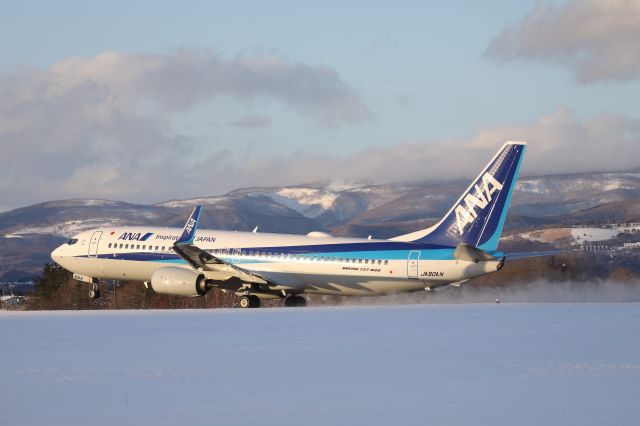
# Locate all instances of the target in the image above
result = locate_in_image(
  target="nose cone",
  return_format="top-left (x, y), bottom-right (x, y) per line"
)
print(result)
top-left (51, 245), bottom-right (64, 265)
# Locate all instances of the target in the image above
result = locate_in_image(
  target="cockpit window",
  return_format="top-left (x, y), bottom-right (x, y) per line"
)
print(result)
top-left (66, 238), bottom-right (78, 245)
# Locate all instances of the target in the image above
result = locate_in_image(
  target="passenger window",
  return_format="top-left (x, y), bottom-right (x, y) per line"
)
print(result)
top-left (384, 260), bottom-right (388, 265)
top-left (108, 243), bottom-right (112, 248)
top-left (340, 257), bottom-right (344, 262)
top-left (125, 244), bottom-right (129, 249)
top-left (136, 244), bottom-right (140, 250)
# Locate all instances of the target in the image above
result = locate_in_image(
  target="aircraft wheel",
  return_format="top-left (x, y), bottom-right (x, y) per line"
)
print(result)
top-left (88, 289), bottom-right (101, 299)
top-left (249, 295), bottom-right (261, 308)
top-left (239, 295), bottom-right (251, 308)
top-left (284, 295), bottom-right (306, 307)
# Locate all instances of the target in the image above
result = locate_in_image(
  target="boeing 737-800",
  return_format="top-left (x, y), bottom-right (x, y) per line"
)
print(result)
top-left (52, 141), bottom-right (540, 308)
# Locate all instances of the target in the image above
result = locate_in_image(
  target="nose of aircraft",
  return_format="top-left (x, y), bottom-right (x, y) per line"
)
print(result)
top-left (51, 244), bottom-right (64, 265)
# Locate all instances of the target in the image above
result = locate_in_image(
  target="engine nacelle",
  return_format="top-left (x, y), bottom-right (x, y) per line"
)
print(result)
top-left (150, 267), bottom-right (208, 297)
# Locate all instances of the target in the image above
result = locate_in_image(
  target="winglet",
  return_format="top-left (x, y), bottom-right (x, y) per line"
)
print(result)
top-left (176, 205), bottom-right (202, 245)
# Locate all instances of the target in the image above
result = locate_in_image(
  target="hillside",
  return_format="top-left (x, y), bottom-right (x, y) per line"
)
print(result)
top-left (1, 170), bottom-right (640, 281)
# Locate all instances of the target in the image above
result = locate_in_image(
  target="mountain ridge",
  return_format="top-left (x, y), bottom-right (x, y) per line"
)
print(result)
top-left (2, 170), bottom-right (640, 281)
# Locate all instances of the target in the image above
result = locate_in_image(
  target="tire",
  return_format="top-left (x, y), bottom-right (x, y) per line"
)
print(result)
top-left (239, 295), bottom-right (251, 308)
top-left (249, 295), bottom-right (261, 308)
top-left (285, 295), bottom-right (306, 307)
top-left (88, 289), bottom-right (97, 299)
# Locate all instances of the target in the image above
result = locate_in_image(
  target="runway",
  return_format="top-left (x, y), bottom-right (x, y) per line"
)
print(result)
top-left (2, 303), bottom-right (639, 425)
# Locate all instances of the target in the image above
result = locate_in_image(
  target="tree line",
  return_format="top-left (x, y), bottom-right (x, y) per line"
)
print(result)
top-left (26, 263), bottom-right (238, 310)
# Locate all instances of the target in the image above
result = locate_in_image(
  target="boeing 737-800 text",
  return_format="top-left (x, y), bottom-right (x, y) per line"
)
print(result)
top-left (52, 141), bottom-right (542, 308)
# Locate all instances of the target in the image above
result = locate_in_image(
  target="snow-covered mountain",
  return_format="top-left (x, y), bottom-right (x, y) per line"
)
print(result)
top-left (1, 170), bottom-right (639, 281)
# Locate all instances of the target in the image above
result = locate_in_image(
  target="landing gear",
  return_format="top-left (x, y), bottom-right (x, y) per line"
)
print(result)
top-left (238, 295), bottom-right (261, 308)
top-left (88, 283), bottom-right (101, 299)
top-left (284, 295), bottom-right (307, 307)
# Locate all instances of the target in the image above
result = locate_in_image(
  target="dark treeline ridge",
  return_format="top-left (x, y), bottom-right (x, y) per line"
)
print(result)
top-left (26, 263), bottom-right (239, 310)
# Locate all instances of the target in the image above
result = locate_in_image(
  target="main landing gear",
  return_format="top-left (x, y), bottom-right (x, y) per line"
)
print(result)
top-left (88, 283), bottom-right (101, 299)
top-left (284, 295), bottom-right (307, 307)
top-left (237, 294), bottom-right (308, 308)
top-left (238, 295), bottom-right (261, 309)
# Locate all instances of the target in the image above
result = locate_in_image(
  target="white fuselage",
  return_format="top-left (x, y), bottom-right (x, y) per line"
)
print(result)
top-left (51, 226), bottom-right (503, 296)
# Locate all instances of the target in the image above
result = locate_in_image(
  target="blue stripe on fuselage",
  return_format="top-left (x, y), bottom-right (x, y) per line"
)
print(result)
top-left (79, 241), bottom-right (505, 263)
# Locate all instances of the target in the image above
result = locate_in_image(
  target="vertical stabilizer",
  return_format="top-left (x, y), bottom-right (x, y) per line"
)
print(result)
top-left (391, 142), bottom-right (526, 251)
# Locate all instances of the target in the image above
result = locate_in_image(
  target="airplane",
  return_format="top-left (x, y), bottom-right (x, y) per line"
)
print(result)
top-left (51, 141), bottom-right (547, 308)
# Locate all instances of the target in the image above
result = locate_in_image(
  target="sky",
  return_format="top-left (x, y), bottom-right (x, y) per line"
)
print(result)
top-left (1, 0), bottom-right (640, 211)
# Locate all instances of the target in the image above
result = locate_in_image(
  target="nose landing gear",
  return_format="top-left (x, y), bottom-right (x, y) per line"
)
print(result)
top-left (88, 283), bottom-right (101, 299)
top-left (238, 295), bottom-right (261, 308)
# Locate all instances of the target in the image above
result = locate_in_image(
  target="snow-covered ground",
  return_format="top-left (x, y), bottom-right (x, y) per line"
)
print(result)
top-left (157, 197), bottom-right (225, 208)
top-left (2, 304), bottom-right (639, 426)
top-left (519, 227), bottom-right (620, 244)
top-left (570, 227), bottom-right (619, 242)
top-left (4, 218), bottom-right (123, 239)
top-left (262, 187), bottom-right (339, 218)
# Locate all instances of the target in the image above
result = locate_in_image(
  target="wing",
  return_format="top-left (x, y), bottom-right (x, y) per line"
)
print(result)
top-left (172, 205), bottom-right (273, 286)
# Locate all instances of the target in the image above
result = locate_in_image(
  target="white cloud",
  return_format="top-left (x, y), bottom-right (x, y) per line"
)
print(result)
top-left (0, 49), bottom-right (638, 212)
top-left (0, 50), bottom-right (370, 210)
top-left (196, 107), bottom-right (640, 188)
top-left (228, 115), bottom-right (272, 129)
top-left (486, 0), bottom-right (640, 83)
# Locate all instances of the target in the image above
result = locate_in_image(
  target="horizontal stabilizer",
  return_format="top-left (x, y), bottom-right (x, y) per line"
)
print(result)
top-left (454, 243), bottom-right (498, 262)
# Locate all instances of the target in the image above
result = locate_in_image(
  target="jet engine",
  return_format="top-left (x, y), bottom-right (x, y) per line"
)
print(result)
top-left (150, 267), bottom-right (209, 297)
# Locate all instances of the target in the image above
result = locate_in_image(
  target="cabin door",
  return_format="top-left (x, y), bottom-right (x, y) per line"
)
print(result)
top-left (88, 231), bottom-right (103, 257)
top-left (407, 250), bottom-right (420, 279)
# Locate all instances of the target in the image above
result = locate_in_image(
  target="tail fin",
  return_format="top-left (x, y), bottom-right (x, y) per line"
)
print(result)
top-left (391, 141), bottom-right (526, 251)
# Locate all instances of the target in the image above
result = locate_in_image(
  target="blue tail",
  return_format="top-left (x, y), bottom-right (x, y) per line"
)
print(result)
top-left (393, 141), bottom-right (526, 251)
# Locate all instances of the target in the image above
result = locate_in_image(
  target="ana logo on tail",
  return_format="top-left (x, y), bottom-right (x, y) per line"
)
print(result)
top-left (454, 172), bottom-right (503, 235)
top-left (185, 218), bottom-right (196, 235)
